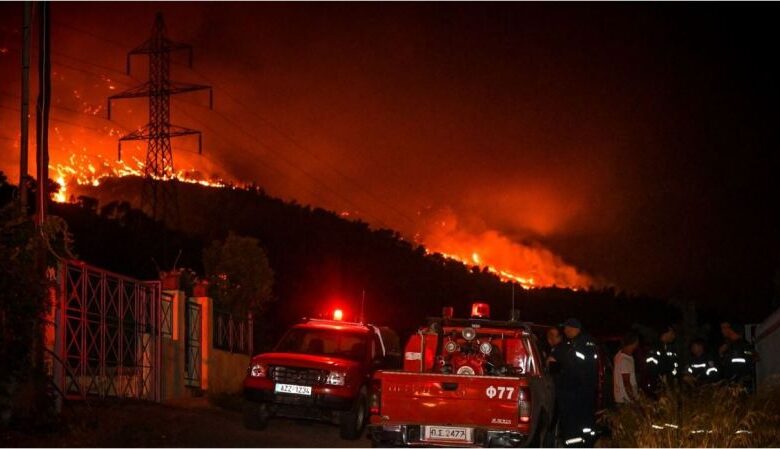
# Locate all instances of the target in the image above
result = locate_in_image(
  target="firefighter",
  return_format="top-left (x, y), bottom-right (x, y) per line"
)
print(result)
top-left (544, 326), bottom-right (564, 447)
top-left (719, 321), bottom-right (757, 392)
top-left (545, 326), bottom-right (564, 373)
top-left (683, 338), bottom-right (719, 384)
top-left (555, 318), bottom-right (598, 448)
top-left (644, 325), bottom-right (679, 395)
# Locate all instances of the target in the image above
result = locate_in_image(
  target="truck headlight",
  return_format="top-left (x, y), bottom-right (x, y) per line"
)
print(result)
top-left (326, 370), bottom-right (347, 386)
top-left (249, 363), bottom-right (267, 378)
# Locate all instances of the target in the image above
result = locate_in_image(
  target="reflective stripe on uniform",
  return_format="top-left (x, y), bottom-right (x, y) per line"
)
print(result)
top-left (706, 367), bottom-right (718, 376)
top-left (692, 363), bottom-right (706, 368)
top-left (565, 437), bottom-right (585, 445)
top-left (646, 357), bottom-right (659, 364)
top-left (731, 358), bottom-right (746, 363)
top-left (575, 351), bottom-right (585, 360)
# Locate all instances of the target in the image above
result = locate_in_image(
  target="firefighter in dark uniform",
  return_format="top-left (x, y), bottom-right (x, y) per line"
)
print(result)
top-left (719, 321), bottom-right (758, 392)
top-left (644, 325), bottom-right (679, 395)
top-left (544, 326), bottom-right (564, 447)
top-left (555, 318), bottom-right (598, 448)
top-left (683, 338), bottom-right (719, 384)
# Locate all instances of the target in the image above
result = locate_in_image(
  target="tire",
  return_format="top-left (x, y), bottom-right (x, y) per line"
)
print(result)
top-left (243, 401), bottom-right (269, 431)
top-left (340, 387), bottom-right (368, 440)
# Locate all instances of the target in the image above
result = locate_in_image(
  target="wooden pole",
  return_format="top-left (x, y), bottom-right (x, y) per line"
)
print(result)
top-left (35, 1), bottom-right (50, 226)
top-left (19, 1), bottom-right (31, 211)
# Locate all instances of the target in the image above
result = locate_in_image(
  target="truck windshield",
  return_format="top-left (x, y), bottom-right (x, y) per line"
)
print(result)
top-left (276, 328), bottom-right (369, 361)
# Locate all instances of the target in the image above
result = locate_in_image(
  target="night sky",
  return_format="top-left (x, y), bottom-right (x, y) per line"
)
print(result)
top-left (1, 3), bottom-right (778, 313)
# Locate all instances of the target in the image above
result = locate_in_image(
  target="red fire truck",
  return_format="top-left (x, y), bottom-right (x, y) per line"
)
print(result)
top-left (243, 311), bottom-right (401, 440)
top-left (367, 303), bottom-right (554, 447)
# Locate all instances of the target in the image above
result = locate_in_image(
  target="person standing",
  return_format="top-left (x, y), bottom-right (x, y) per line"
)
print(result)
top-left (613, 332), bottom-right (640, 404)
top-left (719, 321), bottom-right (758, 392)
top-left (544, 326), bottom-right (564, 447)
top-left (556, 318), bottom-right (598, 448)
top-left (546, 326), bottom-right (564, 372)
top-left (683, 338), bottom-right (719, 384)
top-left (644, 325), bottom-right (679, 395)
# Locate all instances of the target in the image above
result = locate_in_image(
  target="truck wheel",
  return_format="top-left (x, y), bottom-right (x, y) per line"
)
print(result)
top-left (340, 388), bottom-right (368, 440)
top-left (243, 402), bottom-right (269, 431)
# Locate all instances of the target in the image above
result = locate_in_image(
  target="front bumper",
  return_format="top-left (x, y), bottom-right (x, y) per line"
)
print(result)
top-left (244, 387), bottom-right (355, 422)
top-left (368, 424), bottom-right (528, 448)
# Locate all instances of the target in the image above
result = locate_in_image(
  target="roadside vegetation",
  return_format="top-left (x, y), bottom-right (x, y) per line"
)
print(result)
top-left (0, 174), bottom-right (73, 432)
top-left (606, 379), bottom-right (780, 447)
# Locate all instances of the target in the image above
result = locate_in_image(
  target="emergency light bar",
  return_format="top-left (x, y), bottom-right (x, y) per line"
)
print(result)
top-left (471, 302), bottom-right (491, 319)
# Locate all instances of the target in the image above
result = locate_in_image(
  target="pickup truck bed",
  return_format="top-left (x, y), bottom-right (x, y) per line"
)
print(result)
top-left (369, 371), bottom-right (546, 447)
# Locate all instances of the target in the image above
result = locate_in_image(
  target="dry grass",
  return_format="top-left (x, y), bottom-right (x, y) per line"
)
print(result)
top-left (605, 378), bottom-right (780, 448)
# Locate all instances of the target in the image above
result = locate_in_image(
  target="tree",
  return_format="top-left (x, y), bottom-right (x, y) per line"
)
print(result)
top-left (203, 232), bottom-right (274, 316)
top-left (0, 172), bottom-right (73, 430)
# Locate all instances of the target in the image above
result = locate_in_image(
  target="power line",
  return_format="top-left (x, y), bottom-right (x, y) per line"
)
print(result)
top-left (174, 104), bottom-right (392, 228)
top-left (51, 19), bottom-right (416, 229)
top-left (187, 67), bottom-right (419, 227)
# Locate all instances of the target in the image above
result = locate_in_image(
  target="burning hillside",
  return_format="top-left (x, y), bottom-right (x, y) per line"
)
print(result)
top-left (417, 208), bottom-right (596, 290)
top-left (51, 154), bottom-right (598, 291)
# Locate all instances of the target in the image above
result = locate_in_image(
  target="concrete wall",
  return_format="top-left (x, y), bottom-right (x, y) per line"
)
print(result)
top-left (208, 350), bottom-right (250, 395)
top-left (756, 306), bottom-right (780, 388)
top-left (161, 291), bottom-right (250, 400)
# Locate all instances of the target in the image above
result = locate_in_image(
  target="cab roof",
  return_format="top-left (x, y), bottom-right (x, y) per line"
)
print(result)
top-left (426, 316), bottom-right (535, 333)
top-left (295, 318), bottom-right (375, 334)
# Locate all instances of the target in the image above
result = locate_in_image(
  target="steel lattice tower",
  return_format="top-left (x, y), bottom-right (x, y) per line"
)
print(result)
top-left (108, 12), bottom-right (212, 222)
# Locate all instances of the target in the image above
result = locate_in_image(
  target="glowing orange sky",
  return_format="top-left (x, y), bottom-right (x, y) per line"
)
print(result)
top-left (1, 3), bottom-right (778, 307)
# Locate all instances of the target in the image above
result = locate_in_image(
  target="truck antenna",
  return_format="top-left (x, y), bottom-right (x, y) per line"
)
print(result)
top-left (511, 283), bottom-right (516, 321)
top-left (360, 289), bottom-right (366, 323)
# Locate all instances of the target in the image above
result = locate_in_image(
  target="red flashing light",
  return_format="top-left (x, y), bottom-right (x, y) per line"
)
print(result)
top-left (333, 309), bottom-right (344, 321)
top-left (471, 302), bottom-right (491, 319)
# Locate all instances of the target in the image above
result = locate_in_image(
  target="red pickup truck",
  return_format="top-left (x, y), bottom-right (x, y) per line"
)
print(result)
top-left (243, 316), bottom-right (401, 440)
top-left (367, 303), bottom-right (554, 447)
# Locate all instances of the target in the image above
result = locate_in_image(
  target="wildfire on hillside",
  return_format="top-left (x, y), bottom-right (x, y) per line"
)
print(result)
top-left (50, 151), bottom-right (230, 204)
top-left (49, 153), bottom-right (595, 291)
top-left (418, 208), bottom-right (596, 291)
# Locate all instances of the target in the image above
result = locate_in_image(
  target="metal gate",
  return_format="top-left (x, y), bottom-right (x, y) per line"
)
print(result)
top-left (55, 260), bottom-right (161, 401)
top-left (184, 300), bottom-right (202, 388)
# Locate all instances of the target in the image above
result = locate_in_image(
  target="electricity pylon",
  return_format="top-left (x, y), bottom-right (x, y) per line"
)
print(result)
top-left (108, 12), bottom-right (212, 222)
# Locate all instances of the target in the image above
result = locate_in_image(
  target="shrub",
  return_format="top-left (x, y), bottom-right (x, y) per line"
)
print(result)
top-left (607, 379), bottom-right (780, 447)
top-left (203, 232), bottom-right (274, 316)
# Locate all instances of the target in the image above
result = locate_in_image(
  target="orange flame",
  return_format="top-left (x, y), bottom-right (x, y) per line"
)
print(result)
top-left (50, 151), bottom-right (229, 204)
top-left (418, 208), bottom-right (595, 290)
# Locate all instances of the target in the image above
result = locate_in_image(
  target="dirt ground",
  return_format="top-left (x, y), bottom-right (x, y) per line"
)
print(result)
top-left (1, 397), bottom-right (370, 447)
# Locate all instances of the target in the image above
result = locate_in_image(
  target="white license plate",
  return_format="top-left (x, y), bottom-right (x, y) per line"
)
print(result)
top-left (274, 383), bottom-right (312, 396)
top-left (422, 426), bottom-right (473, 443)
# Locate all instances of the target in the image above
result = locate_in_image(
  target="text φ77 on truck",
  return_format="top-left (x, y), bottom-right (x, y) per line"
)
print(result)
top-left (368, 303), bottom-right (554, 447)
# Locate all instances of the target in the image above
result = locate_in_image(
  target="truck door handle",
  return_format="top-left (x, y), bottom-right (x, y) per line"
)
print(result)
top-left (442, 382), bottom-right (458, 391)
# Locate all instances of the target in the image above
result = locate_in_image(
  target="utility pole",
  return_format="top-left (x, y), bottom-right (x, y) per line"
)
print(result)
top-left (108, 12), bottom-right (213, 223)
top-left (19, 1), bottom-right (31, 212)
top-left (35, 1), bottom-right (50, 227)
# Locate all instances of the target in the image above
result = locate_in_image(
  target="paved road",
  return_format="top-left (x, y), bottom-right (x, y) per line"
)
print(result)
top-left (5, 397), bottom-right (370, 448)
